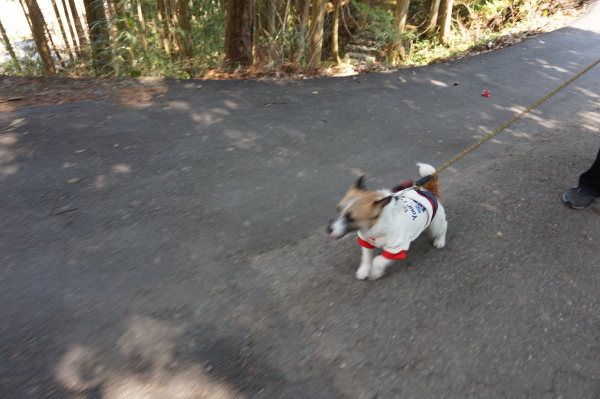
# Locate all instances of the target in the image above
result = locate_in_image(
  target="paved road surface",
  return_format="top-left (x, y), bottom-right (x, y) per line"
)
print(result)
top-left (1, 4), bottom-right (600, 398)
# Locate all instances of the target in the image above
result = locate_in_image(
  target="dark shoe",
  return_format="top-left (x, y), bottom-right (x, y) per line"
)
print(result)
top-left (562, 187), bottom-right (597, 209)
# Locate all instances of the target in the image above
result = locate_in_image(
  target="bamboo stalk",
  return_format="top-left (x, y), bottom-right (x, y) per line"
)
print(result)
top-left (136, 0), bottom-right (148, 55)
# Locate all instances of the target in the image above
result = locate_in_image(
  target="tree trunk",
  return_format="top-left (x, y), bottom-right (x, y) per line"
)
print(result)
top-left (156, 0), bottom-right (171, 56)
top-left (0, 17), bottom-right (22, 71)
top-left (177, 0), bottom-right (193, 64)
top-left (135, 0), bottom-right (148, 55)
top-left (24, 0), bottom-right (56, 76)
top-left (224, 0), bottom-right (254, 67)
top-left (291, 0), bottom-right (309, 62)
top-left (44, 19), bottom-right (66, 68)
top-left (296, 0), bottom-right (309, 41)
top-left (105, 0), bottom-right (119, 42)
top-left (68, 0), bottom-right (88, 53)
top-left (51, 0), bottom-right (74, 60)
top-left (395, 0), bottom-right (410, 34)
top-left (83, 0), bottom-right (111, 72)
top-left (331, 0), bottom-right (341, 64)
top-left (258, 0), bottom-right (276, 38)
top-left (439, 0), bottom-right (455, 44)
top-left (169, 0), bottom-right (180, 52)
top-left (61, 0), bottom-right (82, 58)
top-left (425, 0), bottom-right (441, 36)
top-left (307, 0), bottom-right (325, 67)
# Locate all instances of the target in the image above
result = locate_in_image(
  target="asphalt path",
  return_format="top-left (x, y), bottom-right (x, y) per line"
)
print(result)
top-left (1, 4), bottom-right (600, 398)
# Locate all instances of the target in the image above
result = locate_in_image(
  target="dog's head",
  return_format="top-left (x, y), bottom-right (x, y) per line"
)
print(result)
top-left (327, 176), bottom-right (393, 239)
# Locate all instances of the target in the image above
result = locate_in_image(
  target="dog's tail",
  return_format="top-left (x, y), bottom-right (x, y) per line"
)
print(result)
top-left (416, 162), bottom-right (441, 199)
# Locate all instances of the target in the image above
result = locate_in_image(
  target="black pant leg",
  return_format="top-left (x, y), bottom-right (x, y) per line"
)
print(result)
top-left (579, 147), bottom-right (600, 197)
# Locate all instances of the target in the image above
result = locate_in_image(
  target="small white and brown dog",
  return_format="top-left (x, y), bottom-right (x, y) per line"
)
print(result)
top-left (327, 163), bottom-right (447, 280)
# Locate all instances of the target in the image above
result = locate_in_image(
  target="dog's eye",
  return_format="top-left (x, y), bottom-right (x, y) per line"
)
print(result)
top-left (346, 214), bottom-right (355, 223)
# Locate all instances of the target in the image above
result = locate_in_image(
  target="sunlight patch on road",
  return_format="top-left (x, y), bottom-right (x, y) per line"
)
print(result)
top-left (55, 316), bottom-right (244, 399)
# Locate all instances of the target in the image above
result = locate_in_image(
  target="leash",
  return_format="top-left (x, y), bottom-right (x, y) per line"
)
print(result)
top-left (413, 57), bottom-right (600, 188)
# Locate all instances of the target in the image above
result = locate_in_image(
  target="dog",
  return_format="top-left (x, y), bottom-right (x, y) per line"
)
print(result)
top-left (327, 163), bottom-right (447, 280)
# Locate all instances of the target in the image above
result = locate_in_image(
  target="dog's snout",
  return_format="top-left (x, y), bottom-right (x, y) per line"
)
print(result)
top-left (326, 219), bottom-right (334, 233)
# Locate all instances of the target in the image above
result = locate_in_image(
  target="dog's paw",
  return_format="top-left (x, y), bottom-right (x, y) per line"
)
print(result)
top-left (355, 265), bottom-right (370, 280)
top-left (368, 269), bottom-right (385, 280)
top-left (368, 256), bottom-right (389, 280)
top-left (433, 235), bottom-right (446, 248)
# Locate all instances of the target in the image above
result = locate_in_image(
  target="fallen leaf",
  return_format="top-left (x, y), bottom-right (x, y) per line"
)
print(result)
top-left (9, 118), bottom-right (24, 127)
top-left (74, 149), bottom-right (88, 153)
top-left (453, 82), bottom-right (460, 86)
top-left (412, 71), bottom-right (417, 75)
top-left (312, 91), bottom-right (318, 94)
top-left (482, 90), bottom-right (491, 98)
top-left (497, 231), bottom-right (503, 237)
top-left (398, 77), bottom-right (407, 82)
top-left (197, 85), bottom-right (203, 89)
top-left (113, 144), bottom-right (119, 147)
top-left (66, 178), bottom-right (82, 184)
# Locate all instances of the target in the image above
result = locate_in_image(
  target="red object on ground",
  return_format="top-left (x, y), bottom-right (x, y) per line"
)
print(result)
top-left (482, 91), bottom-right (491, 97)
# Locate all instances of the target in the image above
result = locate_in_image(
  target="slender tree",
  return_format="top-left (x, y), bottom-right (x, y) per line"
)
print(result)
top-left (68, 0), bottom-right (89, 53)
top-left (83, 0), bottom-right (111, 72)
top-left (291, 0), bottom-right (309, 62)
top-left (224, 0), bottom-right (254, 66)
top-left (105, 0), bottom-right (119, 42)
top-left (156, 0), bottom-right (171, 56)
top-left (0, 17), bottom-right (22, 71)
top-left (177, 0), bottom-right (193, 64)
top-left (51, 0), bottom-right (74, 60)
top-left (168, 0), bottom-right (180, 53)
top-left (307, 0), bottom-right (325, 67)
top-left (258, 0), bottom-right (277, 38)
top-left (43, 19), bottom-right (66, 68)
top-left (61, 0), bottom-right (82, 57)
top-left (331, 0), bottom-right (341, 64)
top-left (439, 0), bottom-right (455, 44)
top-left (425, 0), bottom-right (442, 36)
top-left (396, 0), bottom-right (410, 34)
top-left (135, 0), bottom-right (148, 55)
top-left (24, 0), bottom-right (56, 76)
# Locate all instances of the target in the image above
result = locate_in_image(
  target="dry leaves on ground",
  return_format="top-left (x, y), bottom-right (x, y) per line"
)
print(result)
top-left (0, 76), bottom-right (168, 111)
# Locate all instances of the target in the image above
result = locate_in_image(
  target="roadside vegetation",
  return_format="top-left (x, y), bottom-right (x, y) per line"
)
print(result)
top-left (0, 0), bottom-right (587, 79)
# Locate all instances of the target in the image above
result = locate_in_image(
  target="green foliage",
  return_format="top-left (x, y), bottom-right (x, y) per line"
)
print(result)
top-left (0, 0), bottom-right (580, 77)
top-left (0, 42), bottom-right (46, 76)
top-left (352, 1), bottom-right (400, 44)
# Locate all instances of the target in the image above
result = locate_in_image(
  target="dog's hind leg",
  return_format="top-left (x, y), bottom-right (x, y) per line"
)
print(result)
top-left (428, 205), bottom-right (448, 248)
top-left (356, 246), bottom-right (374, 280)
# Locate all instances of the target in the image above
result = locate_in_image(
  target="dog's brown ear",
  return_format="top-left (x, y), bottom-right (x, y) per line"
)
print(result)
top-left (373, 196), bottom-right (392, 208)
top-left (353, 175), bottom-right (366, 191)
top-left (371, 196), bottom-right (392, 218)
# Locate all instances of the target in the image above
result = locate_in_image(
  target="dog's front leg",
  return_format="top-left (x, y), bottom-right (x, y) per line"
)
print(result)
top-left (356, 246), bottom-right (374, 280)
top-left (369, 255), bottom-right (395, 280)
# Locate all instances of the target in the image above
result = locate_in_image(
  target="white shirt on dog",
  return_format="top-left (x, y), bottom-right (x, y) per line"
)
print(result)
top-left (357, 190), bottom-right (434, 258)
